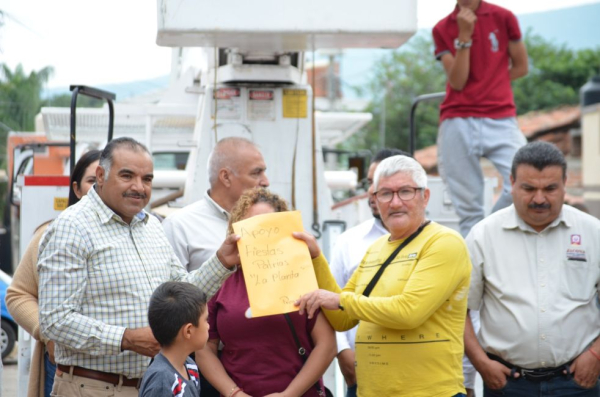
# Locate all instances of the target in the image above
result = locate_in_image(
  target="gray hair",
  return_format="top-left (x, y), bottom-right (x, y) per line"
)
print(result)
top-left (373, 155), bottom-right (427, 191)
top-left (99, 137), bottom-right (150, 178)
top-left (207, 137), bottom-right (257, 185)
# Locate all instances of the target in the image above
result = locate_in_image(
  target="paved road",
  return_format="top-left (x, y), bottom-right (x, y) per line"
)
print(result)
top-left (2, 347), bottom-right (18, 397)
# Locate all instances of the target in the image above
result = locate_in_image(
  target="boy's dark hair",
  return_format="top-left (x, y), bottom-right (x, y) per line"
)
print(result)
top-left (148, 282), bottom-right (207, 347)
top-left (511, 141), bottom-right (567, 180)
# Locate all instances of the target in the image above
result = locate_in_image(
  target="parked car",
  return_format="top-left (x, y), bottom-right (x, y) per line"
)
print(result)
top-left (0, 270), bottom-right (17, 360)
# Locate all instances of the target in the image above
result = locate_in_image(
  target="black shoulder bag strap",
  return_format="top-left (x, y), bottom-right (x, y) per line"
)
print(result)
top-left (362, 220), bottom-right (431, 297)
top-left (283, 313), bottom-right (328, 396)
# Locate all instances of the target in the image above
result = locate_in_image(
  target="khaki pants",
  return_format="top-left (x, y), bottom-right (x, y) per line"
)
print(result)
top-left (51, 370), bottom-right (138, 397)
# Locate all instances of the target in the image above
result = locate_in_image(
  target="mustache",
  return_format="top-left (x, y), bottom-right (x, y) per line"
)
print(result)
top-left (123, 192), bottom-right (148, 199)
top-left (528, 203), bottom-right (550, 210)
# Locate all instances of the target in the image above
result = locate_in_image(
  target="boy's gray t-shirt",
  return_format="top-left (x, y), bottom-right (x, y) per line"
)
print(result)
top-left (139, 352), bottom-right (201, 396)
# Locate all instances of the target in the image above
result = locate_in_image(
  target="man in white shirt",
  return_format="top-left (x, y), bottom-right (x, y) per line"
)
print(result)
top-left (465, 141), bottom-right (600, 396)
top-left (163, 137), bottom-right (269, 271)
top-left (329, 148), bottom-right (406, 397)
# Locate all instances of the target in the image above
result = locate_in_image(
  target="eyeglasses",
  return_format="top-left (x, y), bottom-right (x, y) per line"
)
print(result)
top-left (374, 187), bottom-right (423, 203)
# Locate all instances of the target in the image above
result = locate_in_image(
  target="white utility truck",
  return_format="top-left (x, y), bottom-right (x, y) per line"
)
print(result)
top-left (154, 1), bottom-right (417, 393)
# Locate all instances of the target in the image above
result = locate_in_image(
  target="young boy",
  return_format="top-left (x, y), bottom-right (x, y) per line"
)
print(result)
top-left (140, 282), bottom-right (209, 397)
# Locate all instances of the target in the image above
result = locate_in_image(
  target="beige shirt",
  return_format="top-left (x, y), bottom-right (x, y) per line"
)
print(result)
top-left (467, 204), bottom-right (600, 369)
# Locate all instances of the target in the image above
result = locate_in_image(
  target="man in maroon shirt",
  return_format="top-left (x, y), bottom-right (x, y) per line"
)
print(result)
top-left (433, 1), bottom-right (529, 396)
top-left (433, 0), bottom-right (529, 237)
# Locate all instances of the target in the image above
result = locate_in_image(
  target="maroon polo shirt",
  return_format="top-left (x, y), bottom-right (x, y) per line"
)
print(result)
top-left (433, 1), bottom-right (522, 122)
top-left (207, 269), bottom-right (323, 397)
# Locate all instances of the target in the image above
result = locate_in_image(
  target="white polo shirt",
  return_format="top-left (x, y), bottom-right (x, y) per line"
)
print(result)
top-left (467, 204), bottom-right (600, 369)
top-left (163, 190), bottom-right (229, 272)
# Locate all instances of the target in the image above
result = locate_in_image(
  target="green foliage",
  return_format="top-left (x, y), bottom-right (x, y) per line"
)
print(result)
top-left (343, 34), bottom-right (446, 153)
top-left (0, 64), bottom-right (105, 168)
top-left (351, 31), bottom-right (600, 153)
top-left (0, 64), bottom-right (53, 132)
top-left (512, 32), bottom-right (600, 114)
top-left (0, 64), bottom-right (54, 174)
top-left (42, 93), bottom-right (104, 108)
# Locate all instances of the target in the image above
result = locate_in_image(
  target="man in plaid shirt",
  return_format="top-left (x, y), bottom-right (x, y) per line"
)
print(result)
top-left (38, 137), bottom-right (240, 396)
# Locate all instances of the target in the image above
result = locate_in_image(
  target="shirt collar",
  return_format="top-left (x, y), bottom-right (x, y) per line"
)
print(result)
top-left (502, 204), bottom-right (570, 233)
top-left (371, 217), bottom-right (388, 235)
top-left (88, 185), bottom-right (149, 225)
top-left (450, 0), bottom-right (490, 19)
top-left (204, 190), bottom-right (230, 220)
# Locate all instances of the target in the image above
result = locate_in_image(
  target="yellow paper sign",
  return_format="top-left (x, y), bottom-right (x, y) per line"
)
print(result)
top-left (233, 211), bottom-right (318, 317)
top-left (282, 89), bottom-right (307, 118)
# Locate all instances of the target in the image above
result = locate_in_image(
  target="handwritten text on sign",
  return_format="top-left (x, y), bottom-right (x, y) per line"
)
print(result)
top-left (233, 211), bottom-right (318, 317)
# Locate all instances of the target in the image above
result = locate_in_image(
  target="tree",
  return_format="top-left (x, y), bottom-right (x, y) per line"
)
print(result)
top-left (0, 64), bottom-right (53, 132)
top-left (349, 32), bottom-right (600, 153)
top-left (42, 93), bottom-right (104, 108)
top-left (343, 33), bottom-right (446, 153)
top-left (0, 63), bottom-right (54, 234)
top-left (512, 32), bottom-right (600, 114)
top-left (0, 64), bottom-right (54, 170)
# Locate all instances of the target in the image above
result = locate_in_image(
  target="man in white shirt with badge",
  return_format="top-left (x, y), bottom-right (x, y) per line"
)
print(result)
top-left (329, 148), bottom-right (406, 397)
top-left (465, 141), bottom-right (600, 396)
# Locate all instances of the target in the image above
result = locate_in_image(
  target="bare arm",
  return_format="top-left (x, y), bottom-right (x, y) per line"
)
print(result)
top-left (569, 337), bottom-right (600, 388)
top-left (264, 313), bottom-right (336, 397)
top-left (121, 327), bottom-right (160, 357)
top-left (441, 50), bottom-right (471, 91)
top-left (441, 7), bottom-right (477, 91)
top-left (508, 40), bottom-right (528, 81)
top-left (280, 313), bottom-right (336, 396)
top-left (196, 340), bottom-right (252, 397)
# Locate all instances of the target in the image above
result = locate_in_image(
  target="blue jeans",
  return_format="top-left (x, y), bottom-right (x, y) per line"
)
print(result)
top-left (44, 352), bottom-right (56, 397)
top-left (483, 375), bottom-right (600, 396)
top-left (346, 384), bottom-right (357, 397)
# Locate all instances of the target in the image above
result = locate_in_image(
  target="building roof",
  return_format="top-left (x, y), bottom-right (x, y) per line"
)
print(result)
top-left (414, 105), bottom-right (581, 172)
top-left (517, 105), bottom-right (580, 139)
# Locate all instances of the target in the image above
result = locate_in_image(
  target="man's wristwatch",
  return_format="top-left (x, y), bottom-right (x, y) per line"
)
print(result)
top-left (454, 38), bottom-right (473, 50)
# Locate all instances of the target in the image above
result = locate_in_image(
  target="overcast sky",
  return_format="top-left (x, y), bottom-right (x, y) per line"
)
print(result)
top-left (2, 0), bottom-right (599, 89)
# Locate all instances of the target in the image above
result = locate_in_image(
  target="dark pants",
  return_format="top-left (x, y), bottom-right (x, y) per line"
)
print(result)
top-left (484, 375), bottom-right (600, 396)
top-left (44, 352), bottom-right (56, 397)
top-left (346, 384), bottom-right (357, 397)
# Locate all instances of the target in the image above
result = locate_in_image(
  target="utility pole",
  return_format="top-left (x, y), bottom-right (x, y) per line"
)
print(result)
top-left (379, 90), bottom-right (386, 149)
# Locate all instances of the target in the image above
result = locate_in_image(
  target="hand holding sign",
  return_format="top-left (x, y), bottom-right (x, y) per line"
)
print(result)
top-left (233, 211), bottom-right (318, 317)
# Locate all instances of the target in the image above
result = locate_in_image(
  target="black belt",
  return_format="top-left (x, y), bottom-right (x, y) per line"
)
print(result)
top-left (487, 353), bottom-right (572, 383)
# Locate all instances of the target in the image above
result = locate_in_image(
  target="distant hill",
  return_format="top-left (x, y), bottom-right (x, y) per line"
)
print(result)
top-left (42, 2), bottom-right (600, 103)
top-left (42, 75), bottom-right (170, 102)
top-left (339, 2), bottom-right (600, 100)
top-left (519, 2), bottom-right (600, 51)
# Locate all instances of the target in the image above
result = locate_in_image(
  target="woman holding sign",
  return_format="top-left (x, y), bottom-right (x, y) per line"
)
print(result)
top-left (196, 188), bottom-right (336, 397)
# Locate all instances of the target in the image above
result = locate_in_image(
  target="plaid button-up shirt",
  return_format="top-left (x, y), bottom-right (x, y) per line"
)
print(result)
top-left (38, 187), bottom-right (235, 378)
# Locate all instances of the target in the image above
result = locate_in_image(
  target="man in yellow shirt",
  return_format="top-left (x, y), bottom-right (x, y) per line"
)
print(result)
top-left (296, 155), bottom-right (471, 397)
